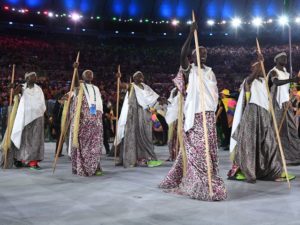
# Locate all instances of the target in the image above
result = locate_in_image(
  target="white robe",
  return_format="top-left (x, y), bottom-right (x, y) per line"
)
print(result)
top-left (230, 78), bottom-right (269, 153)
top-left (11, 84), bottom-right (46, 149)
top-left (83, 83), bottom-right (103, 113)
top-left (115, 83), bottom-right (159, 145)
top-left (165, 88), bottom-right (179, 125)
top-left (184, 64), bottom-right (218, 132)
top-left (268, 67), bottom-right (290, 109)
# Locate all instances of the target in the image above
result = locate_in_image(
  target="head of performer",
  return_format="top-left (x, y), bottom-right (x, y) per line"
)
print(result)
top-left (192, 46), bottom-right (207, 67)
top-left (220, 89), bottom-right (230, 99)
top-left (250, 61), bottom-right (263, 78)
top-left (25, 72), bottom-right (37, 87)
top-left (82, 70), bottom-right (94, 84)
top-left (274, 52), bottom-right (287, 68)
top-left (133, 71), bottom-right (144, 84)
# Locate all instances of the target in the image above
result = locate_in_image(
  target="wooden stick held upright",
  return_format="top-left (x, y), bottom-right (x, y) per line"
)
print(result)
top-left (3, 64), bottom-right (16, 169)
top-left (256, 39), bottom-right (290, 188)
top-left (52, 52), bottom-right (80, 174)
top-left (192, 11), bottom-right (213, 198)
top-left (114, 65), bottom-right (121, 165)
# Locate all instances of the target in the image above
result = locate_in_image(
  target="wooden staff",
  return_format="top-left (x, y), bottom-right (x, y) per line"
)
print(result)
top-left (192, 11), bottom-right (213, 198)
top-left (256, 39), bottom-right (290, 188)
top-left (52, 52), bottom-right (80, 174)
top-left (278, 93), bottom-right (293, 133)
top-left (3, 64), bottom-right (16, 169)
top-left (177, 92), bottom-right (187, 176)
top-left (114, 65), bottom-right (121, 165)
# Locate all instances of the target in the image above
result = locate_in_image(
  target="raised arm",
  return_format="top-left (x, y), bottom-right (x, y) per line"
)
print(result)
top-left (180, 22), bottom-right (197, 70)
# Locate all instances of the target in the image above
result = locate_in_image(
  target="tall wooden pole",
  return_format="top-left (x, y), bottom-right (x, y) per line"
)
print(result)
top-left (192, 11), bottom-right (213, 198)
top-left (3, 64), bottom-right (15, 169)
top-left (52, 52), bottom-right (80, 174)
top-left (256, 39), bottom-right (290, 188)
top-left (114, 65), bottom-right (121, 165)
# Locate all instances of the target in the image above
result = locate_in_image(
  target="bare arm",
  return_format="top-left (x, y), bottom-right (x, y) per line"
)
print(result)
top-left (271, 70), bottom-right (300, 86)
top-left (180, 22), bottom-right (198, 70)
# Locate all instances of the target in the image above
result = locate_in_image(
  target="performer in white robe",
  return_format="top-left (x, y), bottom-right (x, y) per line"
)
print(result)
top-left (267, 52), bottom-right (300, 165)
top-left (228, 59), bottom-right (288, 183)
top-left (5, 72), bottom-right (46, 170)
top-left (115, 71), bottom-right (162, 168)
top-left (159, 22), bottom-right (227, 201)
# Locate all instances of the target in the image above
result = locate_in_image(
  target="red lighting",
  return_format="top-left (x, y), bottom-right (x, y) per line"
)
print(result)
top-left (24, 9), bottom-right (29, 13)
top-left (4, 6), bottom-right (9, 10)
top-left (43, 11), bottom-right (48, 15)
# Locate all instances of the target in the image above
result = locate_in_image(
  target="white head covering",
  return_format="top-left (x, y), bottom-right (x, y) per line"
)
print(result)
top-left (274, 52), bottom-right (287, 62)
top-left (82, 70), bottom-right (93, 79)
top-left (133, 71), bottom-right (143, 78)
top-left (24, 72), bottom-right (37, 80)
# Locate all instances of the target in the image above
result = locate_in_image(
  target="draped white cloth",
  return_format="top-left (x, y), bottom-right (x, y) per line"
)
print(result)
top-left (165, 88), bottom-right (179, 125)
top-left (83, 83), bottom-right (103, 113)
top-left (249, 78), bottom-right (269, 111)
top-left (133, 83), bottom-right (159, 109)
top-left (230, 78), bottom-right (270, 153)
top-left (184, 64), bottom-right (218, 132)
top-left (11, 84), bottom-right (46, 149)
top-left (115, 83), bottom-right (159, 145)
top-left (230, 81), bottom-right (245, 153)
top-left (268, 67), bottom-right (290, 109)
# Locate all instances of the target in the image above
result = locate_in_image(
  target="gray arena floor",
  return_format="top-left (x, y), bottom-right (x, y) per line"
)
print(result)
top-left (0, 143), bottom-right (300, 225)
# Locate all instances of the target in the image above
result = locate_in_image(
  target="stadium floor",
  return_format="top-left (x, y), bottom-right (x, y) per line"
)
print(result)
top-left (0, 143), bottom-right (299, 225)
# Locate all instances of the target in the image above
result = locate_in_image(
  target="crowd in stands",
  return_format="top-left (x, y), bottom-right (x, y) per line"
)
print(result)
top-left (1, 34), bottom-right (300, 136)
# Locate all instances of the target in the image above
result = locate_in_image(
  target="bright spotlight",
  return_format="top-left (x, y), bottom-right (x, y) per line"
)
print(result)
top-left (9, 21), bottom-right (13, 25)
top-left (172, 19), bottom-right (179, 26)
top-left (279, 15), bottom-right (289, 26)
top-left (66, 27), bottom-right (70, 30)
top-left (295, 17), bottom-right (300, 23)
top-left (48, 12), bottom-right (54, 18)
top-left (131, 31), bottom-right (135, 34)
top-left (231, 18), bottom-right (242, 27)
top-left (179, 33), bottom-right (182, 36)
top-left (115, 30), bottom-right (119, 34)
top-left (71, 13), bottom-right (81, 21)
top-left (187, 20), bottom-right (192, 25)
top-left (252, 17), bottom-right (263, 27)
top-left (29, 24), bottom-right (34, 27)
top-left (207, 19), bottom-right (215, 26)
top-left (163, 33), bottom-right (167, 36)
top-left (82, 28), bottom-right (86, 32)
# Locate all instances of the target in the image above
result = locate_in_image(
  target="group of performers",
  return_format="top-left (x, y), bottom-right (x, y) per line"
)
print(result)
top-left (1, 22), bottom-right (300, 202)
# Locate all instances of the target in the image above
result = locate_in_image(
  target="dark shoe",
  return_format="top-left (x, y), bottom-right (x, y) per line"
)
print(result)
top-left (14, 161), bottom-right (24, 168)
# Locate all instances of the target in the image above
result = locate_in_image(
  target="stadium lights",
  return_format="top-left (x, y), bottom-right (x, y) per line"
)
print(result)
top-left (207, 19), bottom-right (215, 26)
top-left (71, 13), bottom-right (81, 21)
top-left (172, 19), bottom-right (179, 26)
top-left (279, 15), bottom-right (289, 26)
top-left (231, 18), bottom-right (242, 27)
top-left (48, 12), bottom-right (54, 18)
top-left (252, 17), bottom-right (263, 27)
